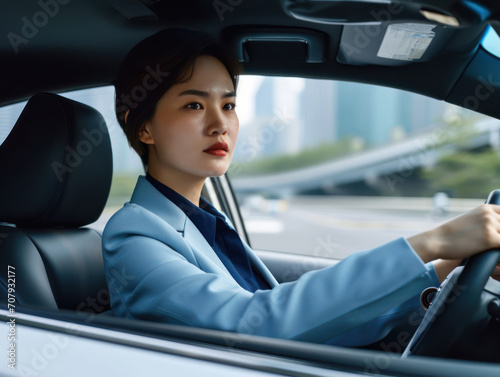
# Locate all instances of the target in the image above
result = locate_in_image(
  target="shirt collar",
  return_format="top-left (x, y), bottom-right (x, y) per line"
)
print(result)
top-left (146, 174), bottom-right (222, 246)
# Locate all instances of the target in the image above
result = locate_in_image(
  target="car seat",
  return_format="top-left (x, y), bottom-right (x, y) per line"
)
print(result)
top-left (0, 92), bottom-right (113, 314)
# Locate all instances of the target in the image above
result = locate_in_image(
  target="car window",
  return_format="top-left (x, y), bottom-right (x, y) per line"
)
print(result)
top-left (227, 76), bottom-right (493, 259)
top-left (0, 101), bottom-right (26, 144)
top-left (0, 80), bottom-right (495, 259)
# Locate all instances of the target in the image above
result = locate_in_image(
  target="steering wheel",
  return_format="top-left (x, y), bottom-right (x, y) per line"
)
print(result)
top-left (402, 190), bottom-right (500, 361)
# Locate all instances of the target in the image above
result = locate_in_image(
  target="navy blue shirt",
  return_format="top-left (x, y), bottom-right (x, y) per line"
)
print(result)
top-left (146, 174), bottom-right (271, 293)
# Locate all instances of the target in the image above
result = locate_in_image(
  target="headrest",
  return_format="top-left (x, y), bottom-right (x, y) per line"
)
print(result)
top-left (0, 93), bottom-right (112, 228)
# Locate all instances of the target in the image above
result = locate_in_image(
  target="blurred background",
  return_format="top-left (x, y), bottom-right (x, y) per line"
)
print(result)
top-left (1, 76), bottom-right (496, 259)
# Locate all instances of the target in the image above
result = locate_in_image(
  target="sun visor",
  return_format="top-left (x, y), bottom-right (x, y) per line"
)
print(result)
top-left (337, 22), bottom-right (456, 66)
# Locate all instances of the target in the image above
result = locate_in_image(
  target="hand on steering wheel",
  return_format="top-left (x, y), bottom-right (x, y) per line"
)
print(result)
top-left (403, 190), bottom-right (500, 361)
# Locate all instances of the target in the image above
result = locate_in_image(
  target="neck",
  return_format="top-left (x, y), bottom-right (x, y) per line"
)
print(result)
top-left (146, 167), bottom-right (205, 207)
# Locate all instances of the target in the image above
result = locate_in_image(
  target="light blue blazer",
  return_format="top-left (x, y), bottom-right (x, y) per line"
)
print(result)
top-left (102, 176), bottom-right (440, 346)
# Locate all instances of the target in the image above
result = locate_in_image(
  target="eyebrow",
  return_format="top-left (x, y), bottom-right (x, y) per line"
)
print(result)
top-left (179, 89), bottom-right (236, 98)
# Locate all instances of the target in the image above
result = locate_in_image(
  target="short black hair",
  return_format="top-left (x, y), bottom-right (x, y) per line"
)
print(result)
top-left (114, 28), bottom-right (241, 166)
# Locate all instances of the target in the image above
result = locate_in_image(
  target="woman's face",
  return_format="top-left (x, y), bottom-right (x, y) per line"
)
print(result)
top-left (139, 55), bottom-right (239, 183)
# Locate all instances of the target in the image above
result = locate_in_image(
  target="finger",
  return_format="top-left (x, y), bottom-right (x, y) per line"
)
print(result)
top-left (485, 204), bottom-right (500, 222)
top-left (486, 204), bottom-right (500, 214)
top-left (487, 206), bottom-right (500, 230)
top-left (483, 206), bottom-right (500, 240)
top-left (493, 206), bottom-right (500, 224)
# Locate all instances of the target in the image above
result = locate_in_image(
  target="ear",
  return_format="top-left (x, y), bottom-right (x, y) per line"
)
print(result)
top-left (138, 122), bottom-right (155, 145)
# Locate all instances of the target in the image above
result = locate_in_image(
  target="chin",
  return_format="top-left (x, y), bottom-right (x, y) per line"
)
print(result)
top-left (203, 163), bottom-right (231, 178)
top-left (206, 170), bottom-right (227, 178)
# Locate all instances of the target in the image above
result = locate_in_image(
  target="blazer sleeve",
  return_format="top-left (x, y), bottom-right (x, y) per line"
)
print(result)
top-left (103, 203), bottom-right (439, 345)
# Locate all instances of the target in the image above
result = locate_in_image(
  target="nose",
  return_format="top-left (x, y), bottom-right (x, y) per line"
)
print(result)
top-left (206, 108), bottom-right (228, 136)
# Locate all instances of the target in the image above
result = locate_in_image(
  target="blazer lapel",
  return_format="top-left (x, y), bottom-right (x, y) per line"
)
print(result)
top-left (131, 176), bottom-right (233, 278)
top-left (220, 211), bottom-right (279, 288)
top-left (130, 176), bottom-right (186, 232)
top-left (130, 175), bottom-right (278, 288)
top-left (183, 219), bottom-right (233, 278)
top-left (243, 243), bottom-right (279, 288)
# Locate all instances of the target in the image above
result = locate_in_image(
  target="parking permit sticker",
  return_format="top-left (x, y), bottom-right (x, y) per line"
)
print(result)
top-left (377, 23), bottom-right (435, 61)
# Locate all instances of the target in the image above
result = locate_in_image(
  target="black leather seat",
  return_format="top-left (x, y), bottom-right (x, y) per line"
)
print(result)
top-left (0, 92), bottom-right (113, 314)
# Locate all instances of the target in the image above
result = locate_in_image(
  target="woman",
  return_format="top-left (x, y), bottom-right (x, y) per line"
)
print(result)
top-left (103, 29), bottom-right (500, 346)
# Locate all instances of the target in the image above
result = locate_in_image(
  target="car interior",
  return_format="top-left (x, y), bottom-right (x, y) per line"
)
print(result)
top-left (2, 1), bottom-right (500, 375)
top-left (0, 92), bottom-right (112, 313)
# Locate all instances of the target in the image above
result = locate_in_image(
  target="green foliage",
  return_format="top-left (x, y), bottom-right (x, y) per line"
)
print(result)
top-left (420, 149), bottom-right (500, 198)
top-left (418, 110), bottom-right (500, 198)
top-left (437, 110), bottom-right (482, 147)
top-left (229, 139), bottom-right (356, 176)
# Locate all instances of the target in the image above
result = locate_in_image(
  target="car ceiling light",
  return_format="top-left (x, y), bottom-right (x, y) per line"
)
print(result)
top-left (421, 9), bottom-right (459, 27)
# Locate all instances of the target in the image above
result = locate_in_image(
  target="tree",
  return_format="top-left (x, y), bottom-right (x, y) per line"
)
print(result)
top-left (420, 148), bottom-right (500, 198)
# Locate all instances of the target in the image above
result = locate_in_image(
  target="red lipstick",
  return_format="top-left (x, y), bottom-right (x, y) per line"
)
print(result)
top-left (204, 142), bottom-right (228, 157)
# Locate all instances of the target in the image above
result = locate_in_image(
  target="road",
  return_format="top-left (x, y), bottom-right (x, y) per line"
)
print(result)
top-left (240, 195), bottom-right (483, 260)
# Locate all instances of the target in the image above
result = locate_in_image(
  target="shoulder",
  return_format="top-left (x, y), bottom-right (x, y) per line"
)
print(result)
top-left (104, 175), bottom-right (187, 240)
top-left (105, 201), bottom-right (159, 227)
top-left (103, 202), bottom-right (184, 248)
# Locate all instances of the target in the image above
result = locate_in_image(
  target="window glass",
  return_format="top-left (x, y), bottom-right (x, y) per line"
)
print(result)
top-left (227, 76), bottom-right (496, 259)
top-left (482, 25), bottom-right (500, 58)
top-left (1, 79), bottom-right (498, 257)
top-left (0, 101), bottom-right (26, 144)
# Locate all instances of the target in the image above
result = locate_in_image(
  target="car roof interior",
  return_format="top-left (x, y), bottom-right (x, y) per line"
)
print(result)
top-left (2, 0), bottom-right (500, 119)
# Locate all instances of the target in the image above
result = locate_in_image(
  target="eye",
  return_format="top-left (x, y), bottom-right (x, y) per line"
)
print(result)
top-left (223, 102), bottom-right (236, 111)
top-left (186, 102), bottom-right (203, 110)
